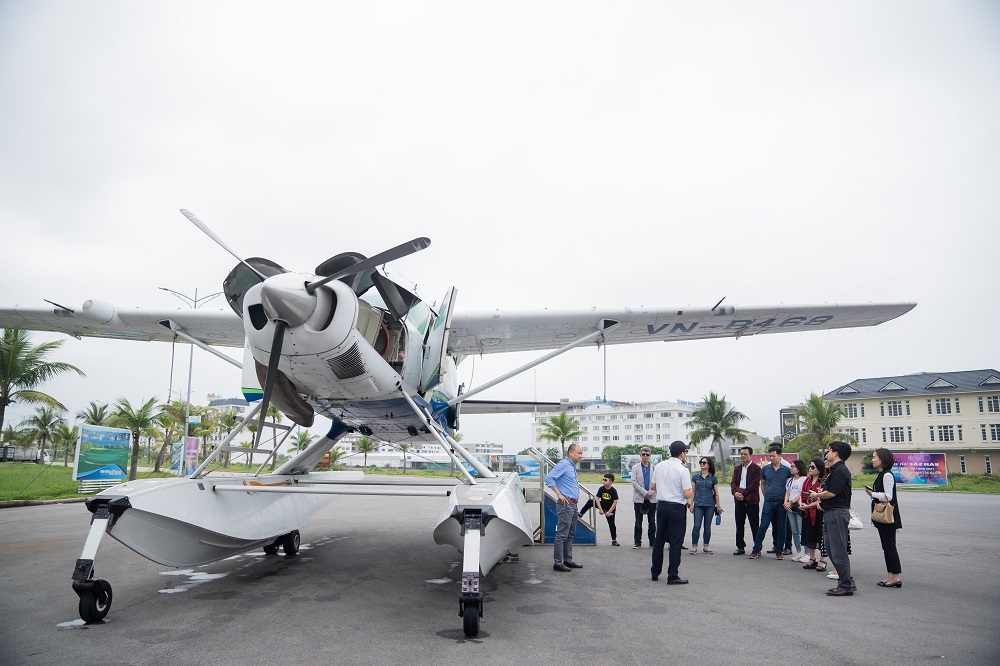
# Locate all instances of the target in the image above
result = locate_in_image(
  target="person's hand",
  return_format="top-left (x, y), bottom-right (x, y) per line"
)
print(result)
top-left (865, 488), bottom-right (873, 497)
top-left (783, 502), bottom-right (790, 510)
top-left (734, 491), bottom-right (744, 501)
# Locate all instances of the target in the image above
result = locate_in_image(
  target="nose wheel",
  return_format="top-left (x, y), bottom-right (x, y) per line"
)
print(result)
top-left (74, 578), bottom-right (113, 623)
top-left (460, 599), bottom-right (481, 636)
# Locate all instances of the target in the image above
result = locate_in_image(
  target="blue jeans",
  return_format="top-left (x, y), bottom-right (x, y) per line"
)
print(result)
top-left (553, 500), bottom-right (579, 565)
top-left (787, 510), bottom-right (803, 552)
top-left (753, 497), bottom-right (786, 553)
top-left (691, 505), bottom-right (714, 547)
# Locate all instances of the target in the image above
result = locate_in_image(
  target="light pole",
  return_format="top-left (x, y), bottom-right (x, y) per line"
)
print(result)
top-left (160, 287), bottom-right (223, 475)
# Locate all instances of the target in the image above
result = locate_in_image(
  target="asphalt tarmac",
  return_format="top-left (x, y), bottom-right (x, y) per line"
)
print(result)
top-left (0, 484), bottom-right (997, 666)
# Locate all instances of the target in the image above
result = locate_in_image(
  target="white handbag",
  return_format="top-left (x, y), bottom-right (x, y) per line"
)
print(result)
top-left (848, 508), bottom-right (864, 530)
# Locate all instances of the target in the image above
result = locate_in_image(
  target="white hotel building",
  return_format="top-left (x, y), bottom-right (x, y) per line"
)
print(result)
top-left (530, 398), bottom-right (703, 470)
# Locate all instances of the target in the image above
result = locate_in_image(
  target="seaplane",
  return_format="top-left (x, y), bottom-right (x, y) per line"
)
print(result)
top-left (0, 210), bottom-right (916, 636)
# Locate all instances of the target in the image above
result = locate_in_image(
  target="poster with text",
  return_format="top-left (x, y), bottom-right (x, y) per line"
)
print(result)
top-left (621, 454), bottom-right (663, 480)
top-left (74, 425), bottom-right (131, 482)
top-left (892, 452), bottom-right (948, 486)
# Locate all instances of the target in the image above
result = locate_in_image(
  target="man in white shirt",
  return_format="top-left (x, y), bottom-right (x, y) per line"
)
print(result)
top-left (649, 440), bottom-right (694, 584)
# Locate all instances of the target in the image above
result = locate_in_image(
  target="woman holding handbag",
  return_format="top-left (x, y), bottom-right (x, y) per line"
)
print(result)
top-left (866, 447), bottom-right (902, 588)
top-left (799, 458), bottom-right (827, 571)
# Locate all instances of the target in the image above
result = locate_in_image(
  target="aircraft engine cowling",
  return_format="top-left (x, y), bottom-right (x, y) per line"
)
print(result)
top-left (243, 277), bottom-right (402, 403)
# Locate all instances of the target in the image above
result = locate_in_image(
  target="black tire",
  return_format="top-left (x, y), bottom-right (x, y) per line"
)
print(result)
top-left (79, 581), bottom-right (112, 623)
top-left (263, 543), bottom-right (278, 555)
top-left (281, 530), bottom-right (300, 556)
top-left (462, 601), bottom-right (480, 637)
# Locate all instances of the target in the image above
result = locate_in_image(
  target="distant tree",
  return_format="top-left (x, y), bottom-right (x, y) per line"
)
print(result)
top-left (356, 436), bottom-right (376, 466)
top-left (108, 397), bottom-right (160, 480)
top-left (788, 393), bottom-right (856, 462)
top-left (52, 423), bottom-right (80, 467)
top-left (538, 412), bottom-right (584, 458)
top-left (217, 411), bottom-right (239, 466)
top-left (153, 402), bottom-right (186, 472)
top-left (396, 442), bottom-right (413, 473)
top-left (601, 443), bottom-right (666, 472)
top-left (290, 429), bottom-right (317, 454)
top-left (19, 405), bottom-right (66, 464)
top-left (0, 329), bottom-right (84, 434)
top-left (861, 452), bottom-right (876, 475)
top-left (76, 401), bottom-right (109, 426)
top-left (544, 447), bottom-right (560, 461)
top-left (266, 404), bottom-right (283, 471)
top-left (685, 392), bottom-right (749, 481)
top-left (327, 445), bottom-right (346, 467)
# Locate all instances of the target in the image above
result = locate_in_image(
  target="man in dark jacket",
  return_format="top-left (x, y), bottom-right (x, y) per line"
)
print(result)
top-left (730, 446), bottom-right (760, 555)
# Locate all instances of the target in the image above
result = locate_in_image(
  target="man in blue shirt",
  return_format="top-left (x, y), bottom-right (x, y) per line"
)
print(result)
top-left (545, 443), bottom-right (584, 572)
top-left (750, 444), bottom-right (792, 560)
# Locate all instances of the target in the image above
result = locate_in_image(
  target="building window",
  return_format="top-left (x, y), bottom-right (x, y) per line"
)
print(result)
top-left (845, 403), bottom-right (858, 418)
top-left (887, 400), bottom-right (903, 417)
top-left (987, 456), bottom-right (993, 475)
top-left (644, 413), bottom-right (654, 419)
top-left (647, 434), bottom-right (654, 440)
top-left (881, 428), bottom-right (887, 443)
top-left (956, 398), bottom-right (961, 414)
top-left (612, 425), bottom-right (619, 430)
top-left (927, 399), bottom-right (932, 415)
top-left (627, 414), bottom-right (637, 419)
top-left (888, 427), bottom-right (905, 443)
top-left (861, 428), bottom-right (867, 443)
top-left (960, 455), bottom-right (966, 474)
top-left (907, 426), bottom-right (912, 442)
top-left (988, 396), bottom-right (1000, 413)
top-left (935, 398), bottom-right (952, 415)
top-left (958, 425), bottom-right (963, 442)
top-left (930, 427), bottom-right (935, 442)
top-left (635, 424), bottom-right (643, 431)
top-left (612, 436), bottom-right (619, 441)
top-left (990, 424), bottom-right (1000, 442)
top-left (879, 402), bottom-right (884, 417)
top-left (602, 426), bottom-right (610, 432)
top-left (661, 412), bottom-right (670, 417)
top-left (905, 400), bottom-right (911, 416)
top-left (610, 414), bottom-right (618, 420)
top-left (624, 424), bottom-right (632, 430)
top-left (937, 425), bottom-right (955, 442)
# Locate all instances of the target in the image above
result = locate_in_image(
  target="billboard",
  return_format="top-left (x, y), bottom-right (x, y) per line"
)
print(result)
top-left (74, 425), bottom-right (131, 482)
top-left (172, 436), bottom-right (199, 476)
top-left (621, 454), bottom-right (663, 480)
top-left (892, 452), bottom-right (948, 486)
top-left (515, 455), bottom-right (540, 479)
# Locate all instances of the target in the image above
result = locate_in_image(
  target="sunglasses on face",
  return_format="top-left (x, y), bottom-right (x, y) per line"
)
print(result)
top-left (699, 461), bottom-right (708, 465)
top-left (641, 453), bottom-right (650, 457)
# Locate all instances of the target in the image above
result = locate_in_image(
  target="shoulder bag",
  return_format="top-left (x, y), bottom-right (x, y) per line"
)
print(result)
top-left (872, 501), bottom-right (895, 525)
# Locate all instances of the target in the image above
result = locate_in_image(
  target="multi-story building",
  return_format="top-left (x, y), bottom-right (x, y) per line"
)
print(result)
top-left (530, 398), bottom-right (702, 470)
top-left (824, 369), bottom-right (1000, 475)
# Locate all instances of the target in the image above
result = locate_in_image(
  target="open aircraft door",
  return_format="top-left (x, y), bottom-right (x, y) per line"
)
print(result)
top-left (420, 286), bottom-right (456, 392)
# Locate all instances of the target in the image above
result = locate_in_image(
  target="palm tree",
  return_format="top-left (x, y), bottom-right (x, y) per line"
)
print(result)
top-left (685, 391), bottom-right (749, 481)
top-left (152, 409), bottom-right (181, 472)
top-left (538, 412), bottom-right (584, 458)
top-left (19, 405), bottom-right (66, 464)
top-left (108, 397), bottom-right (160, 480)
top-left (290, 429), bottom-right (317, 454)
top-left (218, 411), bottom-right (239, 467)
top-left (356, 436), bottom-right (376, 467)
top-left (76, 401), bottom-right (109, 426)
top-left (396, 442), bottom-right (413, 473)
top-left (328, 444), bottom-right (346, 468)
top-left (0, 329), bottom-right (85, 434)
top-left (788, 393), bottom-right (856, 462)
top-left (52, 423), bottom-right (80, 467)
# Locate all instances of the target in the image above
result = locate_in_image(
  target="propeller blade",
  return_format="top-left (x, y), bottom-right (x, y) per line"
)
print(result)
top-left (306, 237), bottom-right (430, 294)
top-left (253, 320), bottom-right (287, 450)
top-left (180, 209), bottom-right (268, 281)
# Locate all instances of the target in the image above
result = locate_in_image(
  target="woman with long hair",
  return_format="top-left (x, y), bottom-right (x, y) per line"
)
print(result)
top-left (799, 457), bottom-right (827, 571)
top-left (784, 459), bottom-right (808, 561)
top-left (689, 456), bottom-right (721, 554)
top-left (866, 447), bottom-right (903, 588)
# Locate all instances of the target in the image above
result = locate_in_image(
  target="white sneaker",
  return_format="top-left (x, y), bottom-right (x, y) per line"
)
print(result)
top-left (827, 571), bottom-right (839, 579)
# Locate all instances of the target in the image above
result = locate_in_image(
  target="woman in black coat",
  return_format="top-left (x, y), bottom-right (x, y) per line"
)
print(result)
top-left (866, 447), bottom-right (902, 588)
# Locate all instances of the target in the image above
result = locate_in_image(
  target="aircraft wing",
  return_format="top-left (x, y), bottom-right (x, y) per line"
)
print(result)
top-left (0, 304), bottom-right (244, 347)
top-left (459, 400), bottom-right (566, 414)
top-left (448, 302), bottom-right (916, 355)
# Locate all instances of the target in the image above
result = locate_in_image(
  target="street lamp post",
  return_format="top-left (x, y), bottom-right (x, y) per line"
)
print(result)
top-left (160, 287), bottom-right (223, 475)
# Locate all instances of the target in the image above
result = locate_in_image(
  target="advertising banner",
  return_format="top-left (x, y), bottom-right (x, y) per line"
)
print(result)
top-left (515, 455), bottom-right (540, 479)
top-left (892, 452), bottom-right (948, 486)
top-left (172, 436), bottom-right (200, 476)
top-left (751, 453), bottom-right (799, 467)
top-left (621, 454), bottom-right (663, 480)
top-left (74, 425), bottom-right (131, 482)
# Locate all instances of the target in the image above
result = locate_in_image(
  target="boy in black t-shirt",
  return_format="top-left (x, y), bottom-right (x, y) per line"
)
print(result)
top-left (594, 473), bottom-right (620, 546)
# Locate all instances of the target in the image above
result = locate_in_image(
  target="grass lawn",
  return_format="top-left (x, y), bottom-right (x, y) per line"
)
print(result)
top-left (4, 462), bottom-right (998, 502)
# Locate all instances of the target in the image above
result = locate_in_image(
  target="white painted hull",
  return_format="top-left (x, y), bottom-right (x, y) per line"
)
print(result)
top-left (432, 472), bottom-right (533, 574)
top-left (96, 471), bottom-right (363, 567)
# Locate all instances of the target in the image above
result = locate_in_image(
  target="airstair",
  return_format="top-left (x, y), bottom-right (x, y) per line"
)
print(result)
top-left (524, 448), bottom-right (596, 546)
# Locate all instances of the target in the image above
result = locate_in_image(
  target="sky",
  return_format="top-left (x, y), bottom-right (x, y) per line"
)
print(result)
top-left (1, 1), bottom-right (997, 455)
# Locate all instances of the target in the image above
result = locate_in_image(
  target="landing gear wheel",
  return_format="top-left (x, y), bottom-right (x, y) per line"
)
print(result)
top-left (79, 580), bottom-right (113, 623)
top-left (281, 530), bottom-right (300, 556)
top-left (263, 543), bottom-right (278, 555)
top-left (461, 600), bottom-right (480, 637)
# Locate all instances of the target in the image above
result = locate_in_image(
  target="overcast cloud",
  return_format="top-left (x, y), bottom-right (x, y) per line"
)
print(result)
top-left (1, 1), bottom-right (997, 452)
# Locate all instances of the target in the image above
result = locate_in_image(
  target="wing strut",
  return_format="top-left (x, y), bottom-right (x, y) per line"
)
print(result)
top-left (446, 319), bottom-right (620, 408)
top-left (158, 320), bottom-right (243, 369)
top-left (398, 389), bottom-right (491, 481)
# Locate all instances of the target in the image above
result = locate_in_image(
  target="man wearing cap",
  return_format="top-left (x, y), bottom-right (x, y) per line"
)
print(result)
top-left (630, 446), bottom-right (657, 549)
top-left (545, 443), bottom-right (585, 572)
top-left (649, 441), bottom-right (694, 583)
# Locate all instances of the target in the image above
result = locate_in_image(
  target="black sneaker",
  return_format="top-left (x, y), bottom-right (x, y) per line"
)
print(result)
top-left (782, 548), bottom-right (792, 555)
top-left (633, 543), bottom-right (641, 549)
top-left (766, 547), bottom-right (777, 554)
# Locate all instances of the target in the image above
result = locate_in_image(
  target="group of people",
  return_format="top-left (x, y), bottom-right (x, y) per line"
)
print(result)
top-left (545, 439), bottom-right (903, 595)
